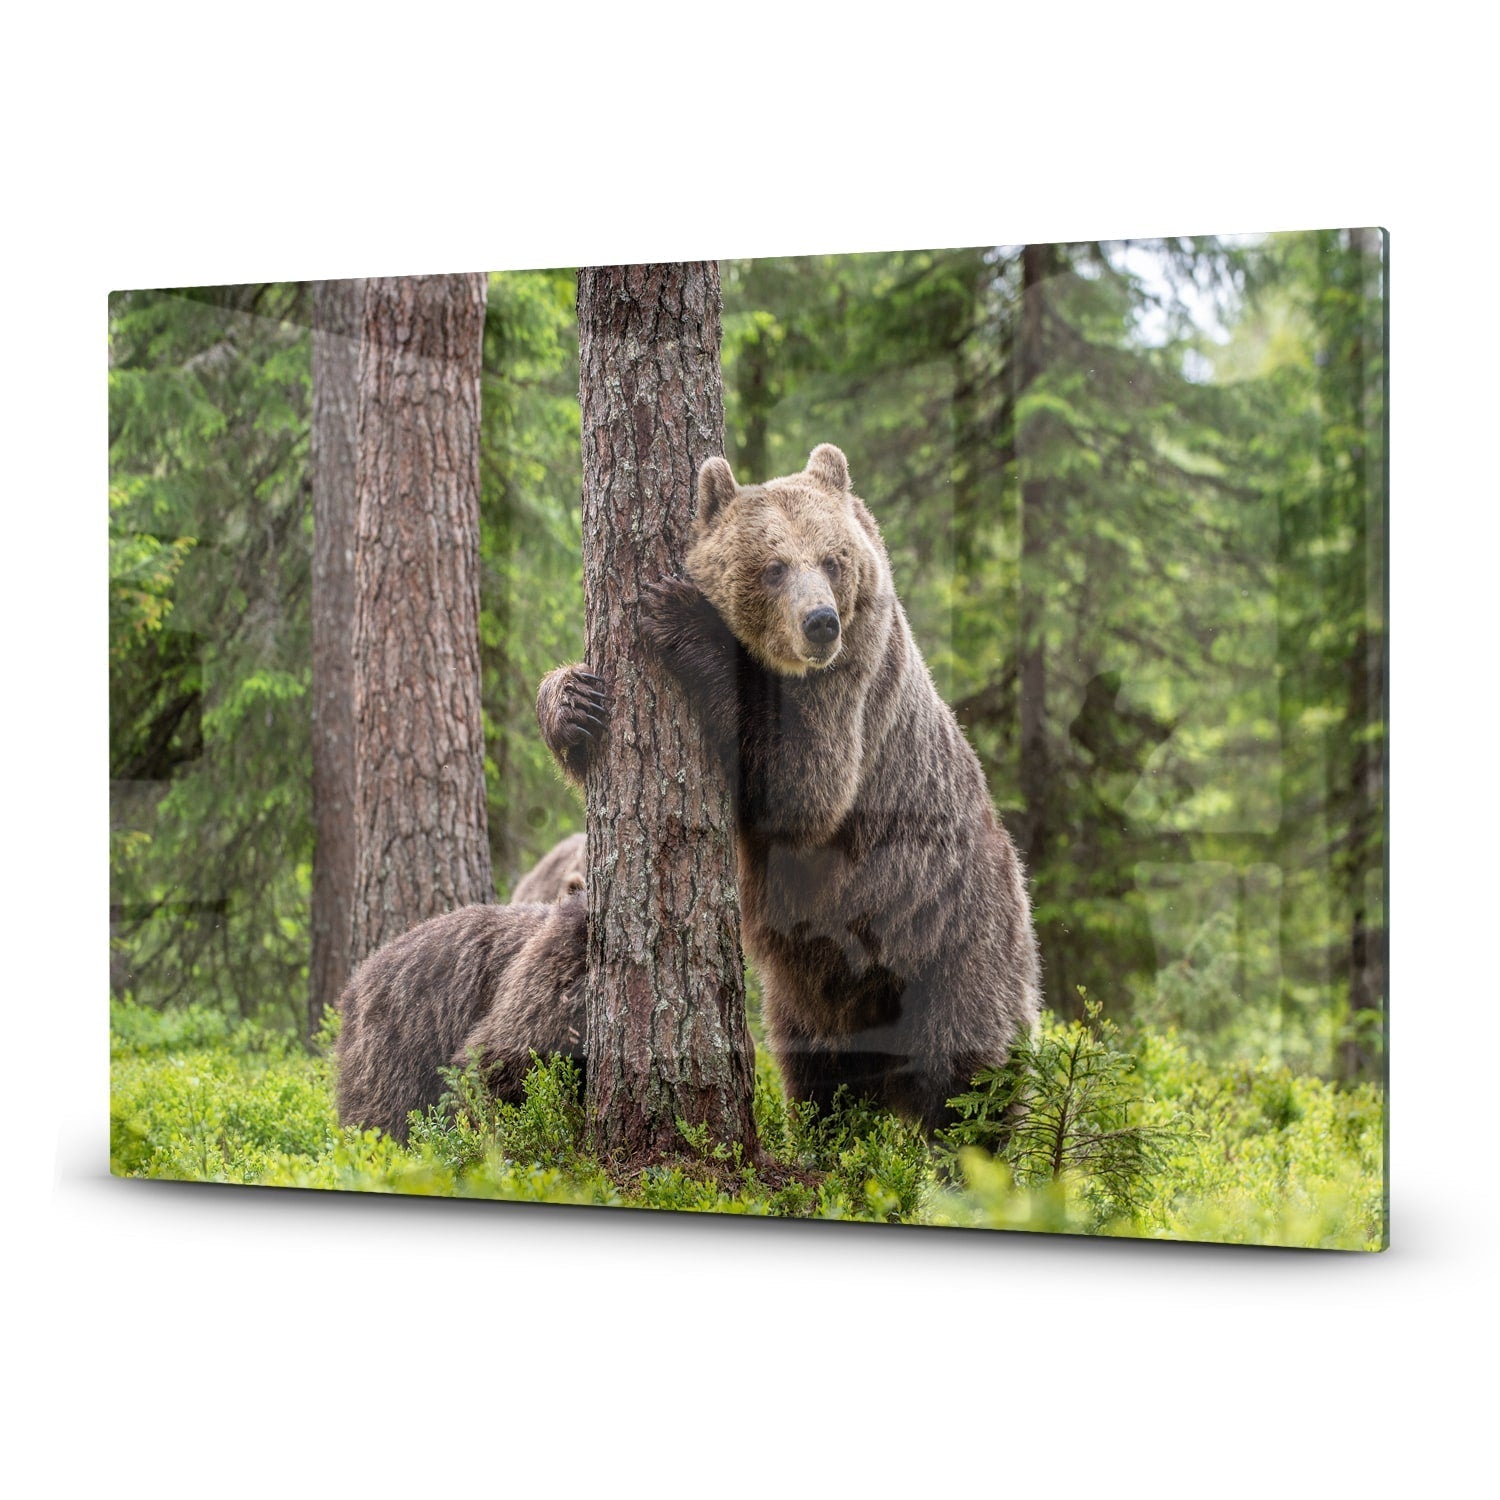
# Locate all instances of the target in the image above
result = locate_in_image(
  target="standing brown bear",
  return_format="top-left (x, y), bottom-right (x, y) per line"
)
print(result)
top-left (539, 443), bottom-right (1040, 1132)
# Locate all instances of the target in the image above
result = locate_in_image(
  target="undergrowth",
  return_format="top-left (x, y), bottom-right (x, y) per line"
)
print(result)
top-left (109, 998), bottom-right (1387, 1249)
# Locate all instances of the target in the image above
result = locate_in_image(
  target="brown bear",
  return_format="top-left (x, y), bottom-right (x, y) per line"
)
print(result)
top-left (447, 895), bottom-right (588, 1103)
top-left (539, 443), bottom-right (1040, 1133)
top-left (335, 895), bottom-right (586, 1142)
top-left (509, 831), bottom-right (586, 904)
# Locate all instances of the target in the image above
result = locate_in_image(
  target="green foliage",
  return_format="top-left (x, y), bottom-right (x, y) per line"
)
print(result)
top-left (110, 997), bottom-right (234, 1057)
top-left (109, 1002), bottom-right (1384, 1249)
top-left (109, 284), bottom-right (314, 1026)
top-left (941, 995), bottom-right (1183, 1226)
top-left (745, 1049), bottom-right (815, 1162)
top-left (477, 269), bottom-right (587, 891)
top-left (1125, 1028), bottom-right (1387, 1249)
top-left (815, 1111), bottom-right (931, 1223)
top-left (409, 1052), bottom-right (587, 1174)
top-left (110, 1005), bottom-right (335, 1182)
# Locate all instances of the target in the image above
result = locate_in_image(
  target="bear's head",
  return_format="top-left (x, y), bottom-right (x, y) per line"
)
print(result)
top-left (685, 444), bottom-right (889, 677)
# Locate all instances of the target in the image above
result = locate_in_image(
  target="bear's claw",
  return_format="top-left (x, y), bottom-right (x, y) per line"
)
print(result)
top-left (640, 578), bottom-right (706, 653)
top-left (538, 663), bottom-right (611, 776)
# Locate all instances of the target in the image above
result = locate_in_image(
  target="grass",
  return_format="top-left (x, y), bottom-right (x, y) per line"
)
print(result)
top-left (108, 999), bottom-right (1387, 1250)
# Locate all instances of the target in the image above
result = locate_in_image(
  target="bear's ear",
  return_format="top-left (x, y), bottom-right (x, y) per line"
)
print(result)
top-left (697, 456), bottom-right (738, 526)
top-left (806, 443), bottom-right (850, 493)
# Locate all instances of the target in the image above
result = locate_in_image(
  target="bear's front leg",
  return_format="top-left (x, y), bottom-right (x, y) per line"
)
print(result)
top-left (639, 577), bottom-right (743, 742)
top-left (776, 1039), bottom-right (909, 1118)
top-left (536, 664), bottom-right (608, 788)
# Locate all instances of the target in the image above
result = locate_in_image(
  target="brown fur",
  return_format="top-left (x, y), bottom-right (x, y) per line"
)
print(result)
top-left (536, 665), bottom-right (606, 786)
top-left (336, 896), bottom-right (586, 1142)
top-left (451, 896), bottom-right (587, 1100)
top-left (541, 444), bottom-right (1041, 1132)
top-left (510, 831), bottom-right (586, 904)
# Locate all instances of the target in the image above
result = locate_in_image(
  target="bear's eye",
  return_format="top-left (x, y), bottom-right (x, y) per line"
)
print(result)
top-left (762, 561), bottom-right (788, 588)
top-left (822, 556), bottom-right (842, 583)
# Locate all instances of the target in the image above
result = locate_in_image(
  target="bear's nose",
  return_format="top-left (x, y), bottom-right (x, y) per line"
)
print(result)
top-left (803, 607), bottom-right (840, 647)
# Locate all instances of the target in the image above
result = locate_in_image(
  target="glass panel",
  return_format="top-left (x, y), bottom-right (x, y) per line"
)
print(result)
top-left (108, 235), bottom-right (1387, 1248)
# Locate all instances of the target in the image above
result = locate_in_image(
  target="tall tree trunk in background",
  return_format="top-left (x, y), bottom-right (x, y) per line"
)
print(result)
top-left (949, 250), bottom-right (1015, 742)
top-left (1016, 243), bottom-right (1070, 1014)
top-left (738, 324), bottom-right (771, 482)
top-left (1337, 227), bottom-right (1388, 1083)
top-left (950, 249), bottom-right (999, 579)
top-left (349, 274), bottom-right (494, 963)
top-left (576, 263), bottom-right (757, 1165)
top-left (308, 278), bottom-right (362, 1035)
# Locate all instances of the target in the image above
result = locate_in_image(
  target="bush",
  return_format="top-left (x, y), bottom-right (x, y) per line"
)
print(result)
top-left (110, 1036), bottom-right (336, 1181)
top-left (940, 995), bottom-right (1186, 1228)
top-left (408, 1052), bottom-right (587, 1173)
top-left (107, 999), bottom-right (1386, 1248)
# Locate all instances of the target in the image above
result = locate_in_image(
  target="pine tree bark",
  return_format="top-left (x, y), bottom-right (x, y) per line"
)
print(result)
top-left (308, 278), bottom-right (362, 1034)
top-left (350, 274), bottom-right (494, 964)
top-left (1016, 243), bottom-right (1070, 1013)
top-left (577, 263), bottom-right (757, 1164)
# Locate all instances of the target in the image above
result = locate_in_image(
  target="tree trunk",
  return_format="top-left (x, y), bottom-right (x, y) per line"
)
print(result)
top-left (308, 278), bottom-right (362, 1034)
top-left (576, 262), bottom-right (757, 1165)
top-left (349, 274), bottom-right (494, 964)
top-left (1337, 227), bottom-right (1388, 1083)
top-left (1016, 243), bottom-right (1069, 1013)
top-left (738, 323), bottom-right (771, 482)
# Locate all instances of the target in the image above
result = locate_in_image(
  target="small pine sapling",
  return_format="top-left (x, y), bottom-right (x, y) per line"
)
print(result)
top-left (941, 992), bottom-right (1183, 1219)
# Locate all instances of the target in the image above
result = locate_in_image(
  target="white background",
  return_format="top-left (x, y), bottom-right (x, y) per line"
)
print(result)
top-left (4, 3), bottom-right (1493, 1494)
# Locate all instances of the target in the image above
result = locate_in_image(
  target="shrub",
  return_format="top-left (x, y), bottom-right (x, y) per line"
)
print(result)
top-left (940, 995), bottom-right (1185, 1228)
top-left (408, 1052), bottom-right (587, 1173)
top-left (107, 999), bottom-right (1385, 1248)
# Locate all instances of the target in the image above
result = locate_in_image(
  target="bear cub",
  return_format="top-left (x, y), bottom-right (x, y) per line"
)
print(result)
top-left (510, 830), bottom-right (586, 904)
top-left (540, 443), bottom-right (1041, 1132)
top-left (336, 892), bottom-right (586, 1143)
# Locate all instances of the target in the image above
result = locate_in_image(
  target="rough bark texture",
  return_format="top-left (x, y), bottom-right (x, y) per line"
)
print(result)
top-left (350, 274), bottom-right (494, 964)
top-left (577, 263), bottom-right (757, 1163)
top-left (1016, 243), bottom-right (1068, 1013)
top-left (308, 278), bottom-right (363, 1034)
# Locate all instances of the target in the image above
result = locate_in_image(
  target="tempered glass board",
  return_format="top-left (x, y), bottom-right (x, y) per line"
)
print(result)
top-left (108, 232), bottom-right (1387, 1249)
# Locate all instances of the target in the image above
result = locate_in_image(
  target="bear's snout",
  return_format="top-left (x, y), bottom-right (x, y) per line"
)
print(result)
top-left (803, 606), bottom-right (840, 649)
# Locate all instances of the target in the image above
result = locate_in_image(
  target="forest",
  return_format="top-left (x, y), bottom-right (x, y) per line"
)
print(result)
top-left (107, 233), bottom-right (1388, 1248)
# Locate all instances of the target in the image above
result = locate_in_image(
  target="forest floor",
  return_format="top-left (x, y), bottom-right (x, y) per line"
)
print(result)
top-left (107, 1000), bottom-right (1386, 1251)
